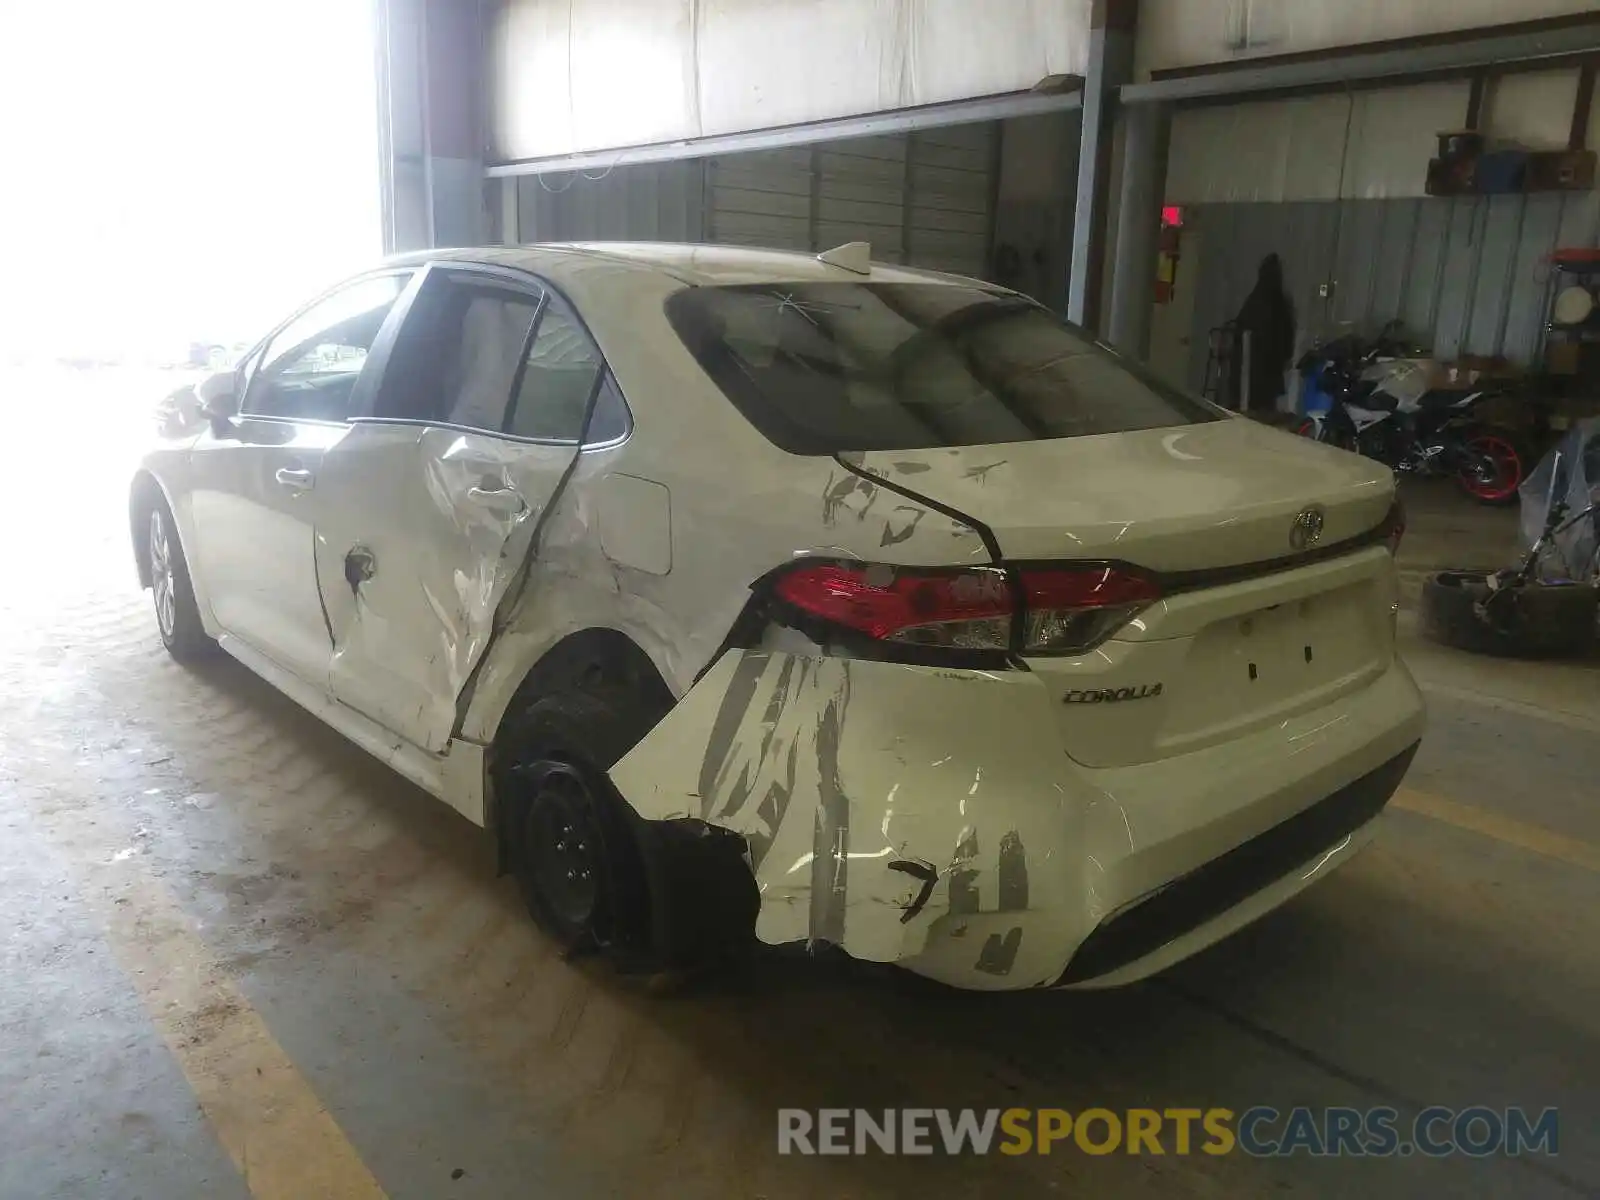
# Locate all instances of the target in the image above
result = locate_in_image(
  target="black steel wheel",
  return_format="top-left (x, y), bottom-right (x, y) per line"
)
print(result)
top-left (495, 683), bottom-right (760, 971)
top-left (513, 761), bottom-right (611, 946)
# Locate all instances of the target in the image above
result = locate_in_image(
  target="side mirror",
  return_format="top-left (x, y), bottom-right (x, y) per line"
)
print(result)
top-left (195, 371), bottom-right (241, 436)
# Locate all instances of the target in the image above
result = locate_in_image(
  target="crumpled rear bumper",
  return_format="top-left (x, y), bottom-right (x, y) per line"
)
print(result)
top-left (608, 650), bottom-right (1424, 991)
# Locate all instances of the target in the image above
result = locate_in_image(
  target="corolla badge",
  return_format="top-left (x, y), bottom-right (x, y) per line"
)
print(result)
top-left (1063, 684), bottom-right (1163, 704)
top-left (1290, 506), bottom-right (1326, 550)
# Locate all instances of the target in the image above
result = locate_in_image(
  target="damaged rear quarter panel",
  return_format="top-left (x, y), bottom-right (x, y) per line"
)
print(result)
top-left (608, 649), bottom-right (1093, 987)
top-left (458, 447), bottom-right (990, 749)
top-left (453, 263), bottom-right (995, 750)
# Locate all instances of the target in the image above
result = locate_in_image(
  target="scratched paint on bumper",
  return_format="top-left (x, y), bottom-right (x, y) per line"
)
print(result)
top-left (610, 649), bottom-right (1427, 990)
top-left (610, 650), bottom-right (1084, 983)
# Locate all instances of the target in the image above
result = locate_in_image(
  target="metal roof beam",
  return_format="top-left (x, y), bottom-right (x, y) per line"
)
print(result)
top-left (486, 87), bottom-right (1084, 179)
top-left (1121, 21), bottom-right (1600, 105)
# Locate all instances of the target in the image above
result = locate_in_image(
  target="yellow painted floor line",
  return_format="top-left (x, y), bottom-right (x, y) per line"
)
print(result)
top-left (77, 861), bottom-right (391, 1199)
top-left (36, 831), bottom-right (391, 1200)
top-left (1393, 786), bottom-right (1600, 874)
top-left (93, 870), bottom-right (389, 1200)
top-left (5, 700), bottom-right (390, 1197)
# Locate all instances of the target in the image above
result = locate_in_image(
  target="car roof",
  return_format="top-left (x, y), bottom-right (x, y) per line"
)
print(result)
top-left (385, 241), bottom-right (981, 289)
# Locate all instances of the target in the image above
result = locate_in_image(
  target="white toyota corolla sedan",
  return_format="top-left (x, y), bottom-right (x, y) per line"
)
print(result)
top-left (131, 241), bottom-right (1424, 990)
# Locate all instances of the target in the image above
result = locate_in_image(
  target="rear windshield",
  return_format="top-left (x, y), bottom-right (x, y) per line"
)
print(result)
top-left (664, 282), bottom-right (1222, 453)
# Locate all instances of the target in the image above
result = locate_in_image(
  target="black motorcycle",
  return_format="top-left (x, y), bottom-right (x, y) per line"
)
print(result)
top-left (1295, 328), bottom-right (1526, 506)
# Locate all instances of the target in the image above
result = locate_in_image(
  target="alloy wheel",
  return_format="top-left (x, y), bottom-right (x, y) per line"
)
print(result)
top-left (149, 509), bottom-right (176, 639)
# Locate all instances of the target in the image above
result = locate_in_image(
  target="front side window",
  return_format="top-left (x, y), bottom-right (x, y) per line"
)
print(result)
top-left (664, 282), bottom-right (1223, 453)
top-left (244, 274), bottom-right (411, 422)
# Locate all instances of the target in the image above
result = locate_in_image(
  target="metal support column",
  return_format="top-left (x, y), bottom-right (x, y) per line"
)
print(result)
top-left (375, 0), bottom-right (485, 253)
top-left (1066, 0), bottom-right (1138, 331)
top-left (1106, 101), bottom-right (1170, 359)
top-left (496, 176), bottom-right (521, 245)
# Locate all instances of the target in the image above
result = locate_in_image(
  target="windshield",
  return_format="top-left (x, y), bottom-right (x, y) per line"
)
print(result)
top-left (665, 282), bottom-right (1222, 453)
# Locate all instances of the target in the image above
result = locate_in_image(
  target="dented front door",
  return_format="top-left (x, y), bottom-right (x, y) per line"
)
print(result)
top-left (310, 265), bottom-right (591, 754)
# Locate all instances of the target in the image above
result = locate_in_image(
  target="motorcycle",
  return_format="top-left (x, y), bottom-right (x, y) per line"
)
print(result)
top-left (1293, 326), bottom-right (1526, 506)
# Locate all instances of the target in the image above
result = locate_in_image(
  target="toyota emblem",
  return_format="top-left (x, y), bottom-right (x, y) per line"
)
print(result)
top-left (1290, 506), bottom-right (1326, 550)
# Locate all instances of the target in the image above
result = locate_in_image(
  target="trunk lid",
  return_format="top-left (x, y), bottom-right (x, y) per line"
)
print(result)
top-left (856, 419), bottom-right (1401, 768)
top-left (853, 417), bottom-right (1394, 568)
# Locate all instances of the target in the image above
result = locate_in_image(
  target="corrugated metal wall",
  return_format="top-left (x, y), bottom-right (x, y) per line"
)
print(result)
top-left (1166, 83), bottom-right (1473, 204)
top-left (904, 124), bottom-right (998, 277)
top-left (517, 159), bottom-right (707, 242)
top-left (516, 125), bottom-right (1000, 277)
top-left (817, 136), bottom-right (911, 262)
top-left (1179, 190), bottom-right (1600, 389)
top-left (708, 147), bottom-right (816, 251)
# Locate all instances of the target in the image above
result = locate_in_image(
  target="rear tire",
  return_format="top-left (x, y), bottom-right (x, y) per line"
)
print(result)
top-left (497, 686), bottom-right (657, 956)
top-left (146, 501), bottom-right (215, 662)
top-left (496, 683), bottom-right (760, 972)
top-left (1421, 571), bottom-right (1597, 657)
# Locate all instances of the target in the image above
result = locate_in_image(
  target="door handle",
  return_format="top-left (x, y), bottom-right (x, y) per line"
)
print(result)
top-left (275, 467), bottom-right (314, 491)
top-left (466, 485), bottom-right (526, 515)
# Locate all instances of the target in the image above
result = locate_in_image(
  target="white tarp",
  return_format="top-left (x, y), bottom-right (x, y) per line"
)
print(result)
top-left (491, 0), bottom-right (1090, 163)
top-left (1520, 419), bottom-right (1600, 584)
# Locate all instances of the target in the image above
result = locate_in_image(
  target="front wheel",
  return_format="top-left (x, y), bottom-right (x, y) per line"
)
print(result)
top-left (147, 502), bottom-right (215, 661)
top-left (1454, 430), bottom-right (1525, 506)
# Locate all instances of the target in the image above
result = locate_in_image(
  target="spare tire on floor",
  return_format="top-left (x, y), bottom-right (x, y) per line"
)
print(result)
top-left (1421, 570), bottom-right (1598, 657)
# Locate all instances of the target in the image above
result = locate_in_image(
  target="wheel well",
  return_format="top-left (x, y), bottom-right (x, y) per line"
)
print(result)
top-left (129, 472), bottom-right (165, 587)
top-left (502, 629), bottom-right (673, 722)
top-left (488, 628), bottom-right (676, 871)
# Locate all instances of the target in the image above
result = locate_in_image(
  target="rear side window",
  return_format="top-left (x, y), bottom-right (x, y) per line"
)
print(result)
top-left (664, 282), bottom-right (1221, 453)
top-left (444, 292), bottom-right (542, 430)
top-left (506, 300), bottom-right (604, 442)
top-left (375, 279), bottom-right (541, 428)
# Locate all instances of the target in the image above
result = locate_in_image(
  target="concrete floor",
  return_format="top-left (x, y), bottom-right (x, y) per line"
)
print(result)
top-left (1, 368), bottom-right (1597, 1198)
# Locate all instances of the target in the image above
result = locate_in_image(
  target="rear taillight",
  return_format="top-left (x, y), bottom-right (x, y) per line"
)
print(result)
top-left (771, 562), bottom-right (1159, 656)
top-left (1381, 499), bottom-right (1406, 556)
top-left (1021, 565), bottom-right (1163, 653)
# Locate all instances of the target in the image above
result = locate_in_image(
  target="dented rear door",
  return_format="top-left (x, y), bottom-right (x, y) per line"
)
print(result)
top-left (311, 265), bottom-right (605, 753)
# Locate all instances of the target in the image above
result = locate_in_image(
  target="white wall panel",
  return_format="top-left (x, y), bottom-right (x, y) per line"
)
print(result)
top-left (1137, 0), bottom-right (1597, 74)
top-left (1167, 81), bottom-right (1471, 202)
top-left (1280, 96), bottom-right (1361, 200)
top-left (495, 0), bottom-right (698, 174)
top-left (1340, 82), bottom-right (1470, 199)
top-left (492, 0), bottom-right (1089, 162)
top-left (1593, 73), bottom-right (1600, 151)
top-left (1486, 69), bottom-right (1582, 149)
